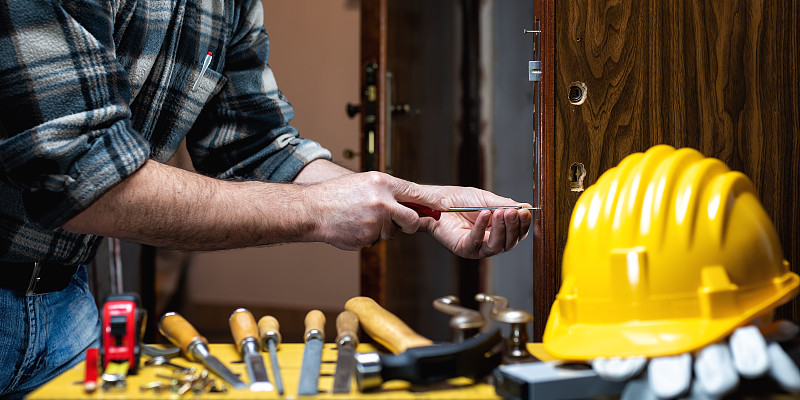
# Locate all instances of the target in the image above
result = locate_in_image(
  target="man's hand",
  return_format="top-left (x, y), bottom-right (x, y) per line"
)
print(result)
top-left (416, 185), bottom-right (532, 259)
top-left (301, 173), bottom-right (531, 258)
top-left (592, 321), bottom-right (800, 399)
top-left (301, 171), bottom-right (444, 250)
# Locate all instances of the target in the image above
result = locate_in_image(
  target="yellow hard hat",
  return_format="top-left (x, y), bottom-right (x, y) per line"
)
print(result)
top-left (543, 145), bottom-right (799, 360)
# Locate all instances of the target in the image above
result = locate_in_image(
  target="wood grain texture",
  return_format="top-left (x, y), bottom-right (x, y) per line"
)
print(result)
top-left (158, 312), bottom-right (207, 359)
top-left (257, 315), bottom-right (281, 347)
top-left (228, 309), bottom-right (258, 354)
top-left (304, 310), bottom-right (326, 340)
top-left (335, 311), bottom-right (360, 345)
top-left (345, 296), bottom-right (433, 354)
top-left (553, 1), bottom-right (800, 323)
top-left (382, 0), bottom-right (461, 341)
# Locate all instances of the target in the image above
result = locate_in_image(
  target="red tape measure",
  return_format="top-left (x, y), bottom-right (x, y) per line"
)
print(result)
top-left (100, 293), bottom-right (145, 375)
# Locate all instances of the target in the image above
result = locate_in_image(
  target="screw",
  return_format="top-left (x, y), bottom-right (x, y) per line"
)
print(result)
top-left (139, 381), bottom-right (166, 393)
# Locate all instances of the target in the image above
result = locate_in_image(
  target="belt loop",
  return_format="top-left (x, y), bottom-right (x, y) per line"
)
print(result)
top-left (26, 262), bottom-right (43, 296)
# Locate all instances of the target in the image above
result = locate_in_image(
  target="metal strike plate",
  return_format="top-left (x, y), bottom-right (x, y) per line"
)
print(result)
top-left (529, 61), bottom-right (542, 82)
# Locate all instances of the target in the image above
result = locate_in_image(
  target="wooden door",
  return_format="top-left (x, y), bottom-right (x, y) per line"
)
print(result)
top-left (358, 0), bottom-right (477, 340)
top-left (534, 0), bottom-right (800, 339)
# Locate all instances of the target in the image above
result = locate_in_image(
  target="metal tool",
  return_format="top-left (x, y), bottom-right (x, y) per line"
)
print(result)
top-left (332, 311), bottom-right (359, 393)
top-left (142, 344), bottom-right (181, 359)
top-left (297, 310), bottom-right (326, 396)
top-left (101, 362), bottom-right (128, 391)
top-left (144, 356), bottom-right (194, 373)
top-left (158, 312), bottom-right (247, 390)
top-left (345, 296), bottom-right (503, 391)
top-left (401, 202), bottom-right (539, 221)
top-left (433, 296), bottom-right (485, 343)
top-left (229, 308), bottom-right (273, 391)
top-left (258, 315), bottom-right (284, 395)
top-left (476, 293), bottom-right (535, 363)
top-left (446, 206), bottom-right (540, 212)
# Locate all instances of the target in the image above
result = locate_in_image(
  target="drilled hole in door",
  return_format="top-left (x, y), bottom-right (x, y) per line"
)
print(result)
top-left (568, 82), bottom-right (587, 105)
top-left (569, 163), bottom-right (586, 192)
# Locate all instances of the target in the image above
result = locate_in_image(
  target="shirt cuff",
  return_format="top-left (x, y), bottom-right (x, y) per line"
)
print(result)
top-left (1, 121), bottom-right (150, 229)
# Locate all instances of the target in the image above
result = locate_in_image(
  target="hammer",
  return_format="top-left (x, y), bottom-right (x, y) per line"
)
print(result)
top-left (345, 296), bottom-right (503, 391)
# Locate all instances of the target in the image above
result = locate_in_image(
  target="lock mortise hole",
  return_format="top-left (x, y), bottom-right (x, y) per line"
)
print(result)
top-left (569, 163), bottom-right (587, 192)
top-left (568, 81), bottom-right (588, 105)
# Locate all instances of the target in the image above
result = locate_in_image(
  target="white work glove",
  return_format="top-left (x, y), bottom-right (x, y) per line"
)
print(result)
top-left (592, 320), bottom-right (800, 399)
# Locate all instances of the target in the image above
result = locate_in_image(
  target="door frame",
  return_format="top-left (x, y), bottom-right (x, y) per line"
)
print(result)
top-left (532, 0), bottom-right (556, 342)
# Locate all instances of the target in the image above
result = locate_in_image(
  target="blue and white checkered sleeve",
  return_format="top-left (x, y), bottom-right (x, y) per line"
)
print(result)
top-left (0, 1), bottom-right (149, 229)
top-left (186, 0), bottom-right (331, 183)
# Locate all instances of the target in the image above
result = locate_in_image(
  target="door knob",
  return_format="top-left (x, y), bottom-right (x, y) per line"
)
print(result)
top-left (346, 103), bottom-right (361, 118)
top-left (342, 149), bottom-right (359, 160)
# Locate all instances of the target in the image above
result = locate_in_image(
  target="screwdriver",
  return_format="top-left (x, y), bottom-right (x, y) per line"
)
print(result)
top-left (400, 202), bottom-right (539, 221)
top-left (258, 316), bottom-right (284, 395)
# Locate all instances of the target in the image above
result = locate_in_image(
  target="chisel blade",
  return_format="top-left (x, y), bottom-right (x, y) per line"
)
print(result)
top-left (297, 338), bottom-right (324, 395)
top-left (202, 354), bottom-right (248, 390)
top-left (244, 353), bottom-right (273, 391)
top-left (332, 344), bottom-right (356, 393)
top-left (332, 311), bottom-right (359, 393)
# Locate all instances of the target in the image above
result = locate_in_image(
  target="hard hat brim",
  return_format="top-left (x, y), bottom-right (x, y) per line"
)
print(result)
top-left (543, 271), bottom-right (800, 360)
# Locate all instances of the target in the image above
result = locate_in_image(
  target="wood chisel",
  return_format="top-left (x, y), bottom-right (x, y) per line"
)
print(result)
top-left (297, 310), bottom-right (326, 396)
top-left (229, 308), bottom-right (273, 391)
top-left (258, 316), bottom-right (284, 395)
top-left (159, 312), bottom-right (247, 390)
top-left (332, 311), bottom-right (359, 393)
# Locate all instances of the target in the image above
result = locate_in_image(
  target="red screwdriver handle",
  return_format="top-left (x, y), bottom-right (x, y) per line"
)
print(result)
top-left (400, 202), bottom-right (441, 221)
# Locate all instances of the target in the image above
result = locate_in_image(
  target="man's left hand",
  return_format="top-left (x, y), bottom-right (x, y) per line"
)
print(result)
top-left (418, 186), bottom-right (532, 259)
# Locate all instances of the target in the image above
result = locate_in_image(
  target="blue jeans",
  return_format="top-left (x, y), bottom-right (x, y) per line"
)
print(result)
top-left (0, 265), bottom-right (100, 399)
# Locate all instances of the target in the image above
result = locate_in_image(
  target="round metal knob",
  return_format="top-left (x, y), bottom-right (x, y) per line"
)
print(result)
top-left (346, 103), bottom-right (361, 118)
top-left (343, 149), bottom-right (359, 160)
top-left (433, 296), bottom-right (485, 342)
top-left (492, 309), bottom-right (533, 325)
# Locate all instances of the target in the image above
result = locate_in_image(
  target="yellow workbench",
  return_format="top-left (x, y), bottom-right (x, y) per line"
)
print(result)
top-left (28, 343), bottom-right (555, 399)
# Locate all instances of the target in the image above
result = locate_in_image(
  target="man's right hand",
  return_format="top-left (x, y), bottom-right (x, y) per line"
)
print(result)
top-left (301, 171), bottom-right (443, 250)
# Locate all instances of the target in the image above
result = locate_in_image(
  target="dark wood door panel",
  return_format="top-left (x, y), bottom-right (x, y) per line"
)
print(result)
top-left (359, 0), bottom-right (467, 341)
top-left (553, 1), bottom-right (800, 325)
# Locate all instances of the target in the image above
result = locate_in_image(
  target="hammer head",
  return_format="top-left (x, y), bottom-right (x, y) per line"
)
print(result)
top-left (355, 327), bottom-right (504, 391)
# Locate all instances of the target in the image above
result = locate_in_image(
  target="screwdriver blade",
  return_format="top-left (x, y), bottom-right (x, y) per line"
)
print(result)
top-left (267, 340), bottom-right (284, 395)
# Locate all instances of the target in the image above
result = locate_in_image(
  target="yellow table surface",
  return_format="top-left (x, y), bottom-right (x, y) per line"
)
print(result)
top-left (28, 343), bottom-right (555, 400)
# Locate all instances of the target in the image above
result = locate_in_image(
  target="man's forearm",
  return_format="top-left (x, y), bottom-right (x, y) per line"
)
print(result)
top-left (63, 160), bottom-right (317, 250)
top-left (293, 159), bottom-right (353, 184)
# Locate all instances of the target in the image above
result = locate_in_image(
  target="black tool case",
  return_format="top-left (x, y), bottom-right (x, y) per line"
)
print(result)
top-left (493, 361), bottom-right (626, 400)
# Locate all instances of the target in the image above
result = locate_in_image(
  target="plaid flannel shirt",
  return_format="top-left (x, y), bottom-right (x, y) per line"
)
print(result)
top-left (0, 0), bottom-right (332, 264)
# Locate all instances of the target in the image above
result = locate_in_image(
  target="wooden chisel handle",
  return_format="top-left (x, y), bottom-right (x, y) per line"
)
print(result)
top-left (304, 310), bottom-right (326, 342)
top-left (229, 308), bottom-right (259, 354)
top-left (336, 310), bottom-right (359, 347)
top-left (159, 312), bottom-right (208, 361)
top-left (345, 296), bottom-right (433, 354)
top-left (258, 315), bottom-right (282, 349)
